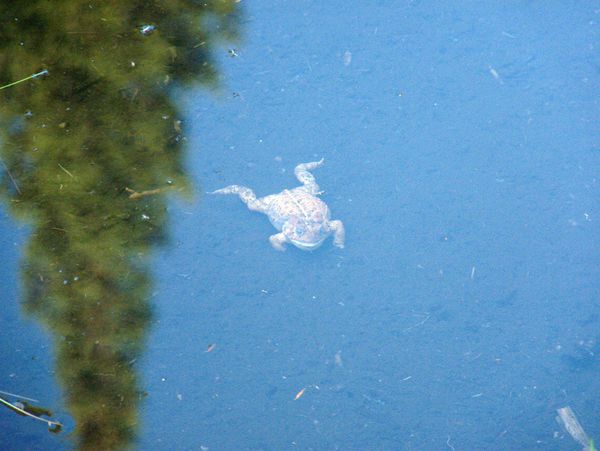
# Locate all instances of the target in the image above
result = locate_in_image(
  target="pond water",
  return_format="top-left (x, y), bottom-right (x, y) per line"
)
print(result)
top-left (1, 2), bottom-right (599, 450)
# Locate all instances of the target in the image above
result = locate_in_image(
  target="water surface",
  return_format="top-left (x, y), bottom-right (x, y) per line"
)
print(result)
top-left (1, 2), bottom-right (598, 450)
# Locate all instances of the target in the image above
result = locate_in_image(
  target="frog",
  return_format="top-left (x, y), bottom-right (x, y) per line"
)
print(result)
top-left (211, 159), bottom-right (345, 251)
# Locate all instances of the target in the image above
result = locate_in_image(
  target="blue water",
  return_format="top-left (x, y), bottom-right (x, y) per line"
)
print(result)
top-left (1, 2), bottom-right (599, 450)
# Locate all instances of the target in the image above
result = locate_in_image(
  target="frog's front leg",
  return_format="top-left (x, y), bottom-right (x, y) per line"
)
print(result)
top-left (269, 232), bottom-right (288, 251)
top-left (210, 185), bottom-right (269, 213)
top-left (328, 219), bottom-right (345, 248)
top-left (294, 159), bottom-right (324, 195)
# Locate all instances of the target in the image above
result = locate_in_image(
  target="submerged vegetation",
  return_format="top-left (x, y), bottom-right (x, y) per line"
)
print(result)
top-left (0, 1), bottom-right (240, 449)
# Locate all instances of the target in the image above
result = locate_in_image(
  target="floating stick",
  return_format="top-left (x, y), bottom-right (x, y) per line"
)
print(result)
top-left (0, 396), bottom-right (62, 432)
top-left (556, 406), bottom-right (591, 449)
top-left (0, 390), bottom-right (39, 403)
top-left (0, 69), bottom-right (48, 90)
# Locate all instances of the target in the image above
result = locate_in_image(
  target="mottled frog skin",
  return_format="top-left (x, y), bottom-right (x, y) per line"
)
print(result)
top-left (212, 159), bottom-right (345, 251)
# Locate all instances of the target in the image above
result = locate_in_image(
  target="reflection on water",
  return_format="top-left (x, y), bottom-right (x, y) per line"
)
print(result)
top-left (0, 2), bottom-right (240, 449)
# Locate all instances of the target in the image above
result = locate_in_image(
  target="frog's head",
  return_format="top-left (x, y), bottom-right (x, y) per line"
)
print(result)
top-left (282, 217), bottom-right (328, 251)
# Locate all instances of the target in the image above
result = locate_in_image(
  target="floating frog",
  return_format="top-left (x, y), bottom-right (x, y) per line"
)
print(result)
top-left (211, 159), bottom-right (345, 251)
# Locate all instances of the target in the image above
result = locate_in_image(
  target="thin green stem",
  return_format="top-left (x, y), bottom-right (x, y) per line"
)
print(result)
top-left (0, 69), bottom-right (48, 90)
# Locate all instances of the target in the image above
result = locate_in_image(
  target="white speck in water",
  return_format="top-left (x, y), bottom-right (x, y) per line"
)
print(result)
top-left (140, 24), bottom-right (156, 35)
top-left (343, 50), bottom-right (352, 66)
top-left (334, 351), bottom-right (343, 367)
top-left (489, 65), bottom-right (503, 84)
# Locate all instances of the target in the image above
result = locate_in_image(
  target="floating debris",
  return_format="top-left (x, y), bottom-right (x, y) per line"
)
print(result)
top-left (0, 69), bottom-right (48, 90)
top-left (293, 387), bottom-right (306, 401)
top-left (334, 350), bottom-right (343, 367)
top-left (343, 50), bottom-right (352, 66)
top-left (556, 406), bottom-right (592, 450)
top-left (488, 65), bottom-right (503, 84)
top-left (0, 390), bottom-right (38, 402)
top-left (0, 394), bottom-right (62, 433)
top-left (57, 163), bottom-right (74, 178)
top-left (139, 24), bottom-right (156, 35)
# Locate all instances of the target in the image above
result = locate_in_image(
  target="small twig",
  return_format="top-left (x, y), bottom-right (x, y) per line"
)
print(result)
top-left (0, 69), bottom-right (48, 90)
top-left (57, 163), bottom-right (74, 178)
top-left (403, 313), bottom-right (430, 332)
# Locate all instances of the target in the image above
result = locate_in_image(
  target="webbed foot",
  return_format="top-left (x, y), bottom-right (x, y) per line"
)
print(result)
top-left (269, 233), bottom-right (288, 251)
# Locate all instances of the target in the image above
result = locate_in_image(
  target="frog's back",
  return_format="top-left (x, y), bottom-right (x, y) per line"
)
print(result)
top-left (265, 188), bottom-right (330, 230)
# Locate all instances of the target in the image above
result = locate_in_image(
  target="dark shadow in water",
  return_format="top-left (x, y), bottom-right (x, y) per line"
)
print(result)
top-left (0, 2), bottom-right (241, 449)
top-left (561, 336), bottom-right (600, 373)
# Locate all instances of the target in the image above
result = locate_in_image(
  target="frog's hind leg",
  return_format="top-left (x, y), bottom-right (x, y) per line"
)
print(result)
top-left (211, 185), bottom-right (269, 213)
top-left (294, 158), bottom-right (325, 195)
